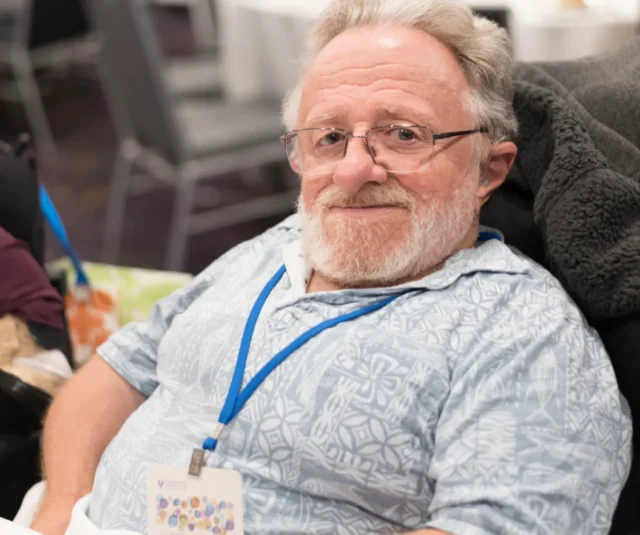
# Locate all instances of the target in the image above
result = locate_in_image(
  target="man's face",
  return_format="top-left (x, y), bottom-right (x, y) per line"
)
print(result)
top-left (297, 25), bottom-right (490, 287)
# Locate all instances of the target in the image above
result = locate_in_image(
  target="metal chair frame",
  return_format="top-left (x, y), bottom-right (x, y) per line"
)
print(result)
top-left (88, 0), bottom-right (294, 271)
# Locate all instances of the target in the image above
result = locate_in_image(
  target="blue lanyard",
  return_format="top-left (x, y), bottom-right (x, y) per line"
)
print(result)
top-left (40, 184), bottom-right (90, 286)
top-left (200, 265), bottom-right (405, 453)
top-left (477, 229), bottom-right (503, 243)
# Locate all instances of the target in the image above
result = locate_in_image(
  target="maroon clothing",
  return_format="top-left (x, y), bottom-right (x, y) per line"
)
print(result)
top-left (0, 226), bottom-right (63, 330)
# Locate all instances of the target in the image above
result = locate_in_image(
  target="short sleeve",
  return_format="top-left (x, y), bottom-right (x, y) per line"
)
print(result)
top-left (424, 277), bottom-right (632, 535)
top-left (96, 269), bottom-right (213, 397)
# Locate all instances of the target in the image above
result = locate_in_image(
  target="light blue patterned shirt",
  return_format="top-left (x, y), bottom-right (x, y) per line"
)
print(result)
top-left (91, 215), bottom-right (631, 535)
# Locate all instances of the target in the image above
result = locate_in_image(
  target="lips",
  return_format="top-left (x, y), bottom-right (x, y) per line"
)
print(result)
top-left (324, 205), bottom-right (408, 219)
top-left (328, 203), bottom-right (405, 209)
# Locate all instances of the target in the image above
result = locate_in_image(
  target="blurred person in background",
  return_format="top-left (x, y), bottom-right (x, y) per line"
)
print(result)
top-left (0, 148), bottom-right (68, 521)
top-left (30, 1), bottom-right (631, 534)
top-left (0, 146), bottom-right (67, 364)
top-left (0, 226), bottom-right (65, 364)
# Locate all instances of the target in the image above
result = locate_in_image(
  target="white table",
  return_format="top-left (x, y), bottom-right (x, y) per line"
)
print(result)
top-left (218, 0), bottom-right (639, 103)
top-left (512, 2), bottom-right (639, 62)
top-left (150, 0), bottom-right (218, 52)
top-left (217, 0), bottom-right (322, 102)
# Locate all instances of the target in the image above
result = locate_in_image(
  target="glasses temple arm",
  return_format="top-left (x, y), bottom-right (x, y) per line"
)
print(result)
top-left (432, 127), bottom-right (488, 141)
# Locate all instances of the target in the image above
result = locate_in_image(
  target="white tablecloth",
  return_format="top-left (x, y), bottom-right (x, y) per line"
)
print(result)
top-left (218, 0), bottom-right (639, 103)
top-left (8, 484), bottom-right (141, 535)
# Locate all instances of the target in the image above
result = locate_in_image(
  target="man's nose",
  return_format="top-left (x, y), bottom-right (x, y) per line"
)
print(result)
top-left (332, 137), bottom-right (388, 194)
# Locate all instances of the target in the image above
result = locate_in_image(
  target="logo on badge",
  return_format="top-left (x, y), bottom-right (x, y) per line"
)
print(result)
top-left (158, 479), bottom-right (164, 489)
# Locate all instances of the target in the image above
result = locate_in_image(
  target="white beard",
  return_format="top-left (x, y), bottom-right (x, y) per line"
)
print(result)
top-left (298, 178), bottom-right (478, 287)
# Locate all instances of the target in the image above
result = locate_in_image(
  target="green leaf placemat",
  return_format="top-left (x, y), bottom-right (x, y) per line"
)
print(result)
top-left (48, 259), bottom-right (193, 326)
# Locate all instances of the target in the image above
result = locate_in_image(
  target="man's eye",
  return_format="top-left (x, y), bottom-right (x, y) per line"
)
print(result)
top-left (318, 132), bottom-right (345, 146)
top-left (393, 128), bottom-right (417, 142)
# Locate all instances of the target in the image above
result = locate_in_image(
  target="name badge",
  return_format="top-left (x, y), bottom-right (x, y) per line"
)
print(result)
top-left (146, 465), bottom-right (244, 535)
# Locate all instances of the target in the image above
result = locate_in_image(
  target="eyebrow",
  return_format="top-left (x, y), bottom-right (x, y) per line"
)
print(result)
top-left (374, 104), bottom-right (435, 127)
top-left (303, 104), bottom-right (436, 129)
top-left (304, 111), bottom-right (345, 128)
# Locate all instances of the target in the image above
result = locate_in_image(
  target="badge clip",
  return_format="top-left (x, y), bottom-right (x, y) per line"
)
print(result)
top-left (189, 449), bottom-right (206, 477)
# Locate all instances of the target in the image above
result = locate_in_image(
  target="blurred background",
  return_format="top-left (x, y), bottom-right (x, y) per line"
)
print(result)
top-left (1, 0), bottom-right (639, 275)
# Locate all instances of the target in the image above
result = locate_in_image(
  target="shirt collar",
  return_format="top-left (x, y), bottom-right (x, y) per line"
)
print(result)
top-left (282, 239), bottom-right (312, 295)
top-left (281, 226), bottom-right (529, 296)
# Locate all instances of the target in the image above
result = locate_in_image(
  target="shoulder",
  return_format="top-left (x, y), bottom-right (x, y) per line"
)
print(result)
top-left (0, 226), bottom-right (23, 251)
top-left (498, 243), bottom-right (588, 325)
top-left (465, 240), bottom-right (586, 319)
top-left (446, 241), bottom-right (605, 368)
top-left (0, 226), bottom-right (42, 279)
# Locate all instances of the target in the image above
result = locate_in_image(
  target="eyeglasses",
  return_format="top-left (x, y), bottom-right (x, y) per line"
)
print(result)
top-left (281, 125), bottom-right (488, 176)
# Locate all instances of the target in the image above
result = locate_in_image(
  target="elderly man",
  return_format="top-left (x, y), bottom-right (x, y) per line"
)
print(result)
top-left (31, 0), bottom-right (630, 534)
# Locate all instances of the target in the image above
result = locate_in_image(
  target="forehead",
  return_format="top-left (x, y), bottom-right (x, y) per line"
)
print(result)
top-left (299, 25), bottom-right (470, 127)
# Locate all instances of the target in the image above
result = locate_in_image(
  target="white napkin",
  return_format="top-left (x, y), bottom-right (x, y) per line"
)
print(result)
top-left (13, 350), bottom-right (73, 380)
top-left (0, 517), bottom-right (42, 535)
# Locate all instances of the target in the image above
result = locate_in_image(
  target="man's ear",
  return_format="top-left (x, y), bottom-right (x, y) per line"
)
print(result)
top-left (477, 141), bottom-right (517, 206)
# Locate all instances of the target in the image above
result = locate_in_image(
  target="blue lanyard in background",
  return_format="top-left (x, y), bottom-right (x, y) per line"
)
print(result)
top-left (39, 184), bottom-right (90, 286)
top-left (199, 265), bottom-right (405, 453)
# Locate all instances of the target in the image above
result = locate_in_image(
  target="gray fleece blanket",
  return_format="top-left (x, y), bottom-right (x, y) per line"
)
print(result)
top-left (481, 37), bottom-right (640, 323)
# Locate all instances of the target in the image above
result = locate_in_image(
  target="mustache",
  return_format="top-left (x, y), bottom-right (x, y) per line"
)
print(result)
top-left (314, 185), bottom-right (415, 209)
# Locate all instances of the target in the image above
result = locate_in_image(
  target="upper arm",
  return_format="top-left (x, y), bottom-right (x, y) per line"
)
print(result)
top-left (75, 355), bottom-right (146, 413)
top-left (96, 271), bottom-right (215, 397)
top-left (425, 282), bottom-right (631, 535)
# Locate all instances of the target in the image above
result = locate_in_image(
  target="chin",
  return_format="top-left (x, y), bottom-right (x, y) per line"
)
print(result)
top-left (312, 220), bottom-right (423, 287)
top-left (316, 251), bottom-right (429, 288)
top-left (304, 222), bottom-right (450, 289)
top-left (299, 182), bottom-right (478, 288)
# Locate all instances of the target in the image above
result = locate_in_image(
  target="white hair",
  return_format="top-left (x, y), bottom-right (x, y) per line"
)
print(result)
top-left (282, 0), bottom-right (518, 143)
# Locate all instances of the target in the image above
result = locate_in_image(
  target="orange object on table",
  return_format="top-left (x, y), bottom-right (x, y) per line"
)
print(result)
top-left (64, 286), bottom-right (119, 366)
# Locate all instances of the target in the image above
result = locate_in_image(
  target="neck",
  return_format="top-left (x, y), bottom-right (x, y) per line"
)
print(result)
top-left (306, 263), bottom-right (441, 293)
top-left (306, 273), bottom-right (344, 293)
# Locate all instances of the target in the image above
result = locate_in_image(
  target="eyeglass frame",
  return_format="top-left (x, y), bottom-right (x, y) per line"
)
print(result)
top-left (280, 125), bottom-right (489, 174)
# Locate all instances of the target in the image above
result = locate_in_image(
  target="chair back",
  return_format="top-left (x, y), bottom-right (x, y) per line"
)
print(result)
top-left (0, 0), bottom-right (31, 47)
top-left (29, 0), bottom-right (89, 49)
top-left (86, 0), bottom-right (187, 166)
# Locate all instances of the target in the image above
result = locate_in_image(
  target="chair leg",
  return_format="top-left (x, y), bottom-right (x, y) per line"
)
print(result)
top-left (12, 49), bottom-right (57, 165)
top-left (102, 149), bottom-right (132, 264)
top-left (165, 178), bottom-right (194, 272)
top-left (190, 0), bottom-right (217, 53)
